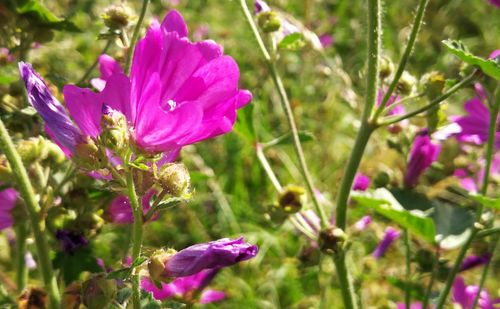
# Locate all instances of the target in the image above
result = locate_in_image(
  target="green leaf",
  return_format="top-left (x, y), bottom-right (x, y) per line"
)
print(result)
top-left (16, 0), bottom-right (80, 32)
top-left (263, 131), bottom-right (315, 148)
top-left (470, 194), bottom-right (500, 210)
top-left (0, 75), bottom-right (17, 86)
top-left (431, 201), bottom-right (474, 249)
top-left (352, 189), bottom-right (436, 243)
top-left (442, 39), bottom-right (500, 80)
top-left (131, 256), bottom-right (148, 268)
top-left (52, 247), bottom-right (101, 284)
top-left (278, 33), bottom-right (306, 50)
top-left (129, 162), bottom-right (150, 171)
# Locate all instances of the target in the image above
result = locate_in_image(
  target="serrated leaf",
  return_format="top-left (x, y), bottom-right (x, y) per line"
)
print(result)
top-left (352, 189), bottom-right (436, 243)
top-left (278, 33), bottom-right (306, 50)
top-left (263, 131), bottom-right (315, 148)
top-left (16, 0), bottom-right (80, 32)
top-left (443, 39), bottom-right (500, 80)
top-left (470, 194), bottom-right (500, 210)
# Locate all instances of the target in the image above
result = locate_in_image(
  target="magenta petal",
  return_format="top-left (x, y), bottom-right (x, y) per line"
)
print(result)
top-left (100, 73), bottom-right (133, 121)
top-left (63, 85), bottom-right (102, 137)
top-left (236, 89), bottom-right (253, 108)
top-left (161, 10), bottom-right (188, 37)
top-left (98, 54), bottom-right (123, 80)
top-left (141, 278), bottom-right (177, 300)
top-left (200, 290), bottom-right (225, 304)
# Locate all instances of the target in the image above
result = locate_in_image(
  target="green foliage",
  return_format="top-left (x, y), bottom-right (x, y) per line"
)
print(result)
top-left (16, 0), bottom-right (80, 32)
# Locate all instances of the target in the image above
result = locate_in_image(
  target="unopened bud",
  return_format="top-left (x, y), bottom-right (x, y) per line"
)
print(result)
top-left (373, 171), bottom-right (390, 188)
top-left (74, 138), bottom-right (104, 170)
top-left (148, 249), bottom-right (177, 282)
top-left (278, 185), bottom-right (305, 214)
top-left (100, 105), bottom-right (129, 152)
top-left (318, 227), bottom-right (347, 255)
top-left (257, 11), bottom-right (281, 33)
top-left (0, 156), bottom-right (12, 182)
top-left (379, 56), bottom-right (394, 79)
top-left (396, 71), bottom-right (416, 95)
top-left (17, 137), bottom-right (44, 163)
top-left (82, 274), bottom-right (117, 309)
top-left (18, 287), bottom-right (48, 309)
top-left (422, 71), bottom-right (445, 99)
top-left (102, 4), bottom-right (132, 30)
top-left (156, 163), bottom-right (190, 196)
top-left (46, 141), bottom-right (66, 165)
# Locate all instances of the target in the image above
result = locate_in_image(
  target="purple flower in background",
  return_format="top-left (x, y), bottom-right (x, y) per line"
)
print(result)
top-left (377, 90), bottom-right (404, 116)
top-left (404, 133), bottom-right (441, 188)
top-left (254, 0), bottom-right (271, 14)
top-left (0, 48), bottom-right (14, 63)
top-left (19, 63), bottom-right (84, 155)
top-left (19, 10), bottom-right (251, 158)
top-left (163, 237), bottom-right (258, 277)
top-left (460, 253), bottom-right (492, 272)
top-left (454, 154), bottom-right (500, 193)
top-left (142, 268), bottom-right (225, 304)
top-left (396, 302), bottom-right (426, 309)
top-left (193, 24), bottom-right (210, 41)
top-left (372, 227), bottom-right (401, 259)
top-left (452, 276), bottom-right (499, 309)
top-left (0, 186), bottom-right (17, 230)
top-left (319, 34), bottom-right (334, 48)
top-left (487, 0), bottom-right (500, 8)
top-left (353, 173), bottom-right (370, 191)
top-left (453, 83), bottom-right (500, 149)
top-left (107, 189), bottom-right (157, 224)
top-left (354, 215), bottom-right (372, 231)
top-left (55, 230), bottom-right (88, 254)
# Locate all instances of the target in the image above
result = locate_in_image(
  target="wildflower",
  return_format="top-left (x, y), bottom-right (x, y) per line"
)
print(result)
top-left (460, 253), bottom-right (492, 272)
top-left (404, 133), bottom-right (441, 188)
top-left (0, 47), bottom-right (14, 64)
top-left (372, 227), bottom-right (401, 259)
top-left (142, 268), bottom-right (225, 304)
top-left (20, 10), bottom-right (252, 159)
top-left (55, 230), bottom-right (88, 254)
top-left (354, 215), bottom-right (372, 231)
top-left (377, 90), bottom-right (404, 116)
top-left (487, 0), bottom-right (500, 8)
top-left (0, 186), bottom-right (17, 230)
top-left (353, 173), bottom-right (370, 191)
top-left (452, 276), bottom-right (499, 309)
top-left (107, 189), bottom-right (157, 224)
top-left (319, 34), bottom-right (333, 48)
top-left (453, 83), bottom-right (500, 148)
top-left (150, 237), bottom-right (257, 279)
top-left (454, 154), bottom-right (500, 193)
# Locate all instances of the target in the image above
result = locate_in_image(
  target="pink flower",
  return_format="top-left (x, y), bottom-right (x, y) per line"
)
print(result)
top-left (372, 227), bottom-right (401, 259)
top-left (353, 173), bottom-right (370, 191)
top-left (319, 34), bottom-right (334, 48)
top-left (452, 276), bottom-right (499, 309)
top-left (107, 189), bottom-right (157, 224)
top-left (354, 215), bottom-right (372, 231)
top-left (404, 133), bottom-right (441, 187)
top-left (454, 154), bottom-right (500, 193)
top-left (0, 186), bottom-right (17, 230)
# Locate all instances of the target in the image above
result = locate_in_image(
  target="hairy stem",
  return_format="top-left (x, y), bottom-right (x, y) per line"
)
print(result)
top-left (15, 223), bottom-right (28, 293)
top-left (125, 0), bottom-right (150, 74)
top-left (0, 119), bottom-right (60, 308)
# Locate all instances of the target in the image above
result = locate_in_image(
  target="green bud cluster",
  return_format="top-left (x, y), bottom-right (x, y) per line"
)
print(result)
top-left (102, 4), bottom-right (133, 30)
top-left (257, 11), bottom-right (282, 33)
top-left (156, 163), bottom-right (190, 197)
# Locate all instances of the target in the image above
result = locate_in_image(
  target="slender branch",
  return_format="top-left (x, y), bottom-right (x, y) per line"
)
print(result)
top-left (476, 227), bottom-right (500, 238)
top-left (379, 71), bottom-right (477, 126)
top-left (125, 0), bottom-right (150, 74)
top-left (0, 119), bottom-right (60, 308)
top-left (76, 39), bottom-right (113, 86)
top-left (333, 253), bottom-right (358, 309)
top-left (239, 0), bottom-right (328, 227)
top-left (435, 83), bottom-right (499, 308)
top-left (404, 229), bottom-right (411, 309)
top-left (15, 223), bottom-right (28, 293)
top-left (421, 246), bottom-right (439, 309)
top-left (471, 237), bottom-right (498, 308)
top-left (371, 0), bottom-right (430, 121)
top-left (256, 144), bottom-right (283, 192)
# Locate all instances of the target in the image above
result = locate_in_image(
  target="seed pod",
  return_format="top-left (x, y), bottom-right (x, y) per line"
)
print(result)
top-left (102, 4), bottom-right (133, 30)
top-left (318, 227), bottom-right (347, 255)
top-left (379, 56), bottom-right (394, 79)
top-left (156, 163), bottom-right (190, 196)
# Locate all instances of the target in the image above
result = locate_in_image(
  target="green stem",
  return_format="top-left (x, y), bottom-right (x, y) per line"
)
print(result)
top-left (371, 0), bottom-right (430, 121)
top-left (435, 84), bottom-right (499, 309)
top-left (15, 223), bottom-right (29, 293)
top-left (333, 253), bottom-right (358, 309)
top-left (256, 143), bottom-right (283, 192)
top-left (77, 39), bottom-right (113, 86)
top-left (421, 246), bottom-right (439, 309)
top-left (404, 229), bottom-right (411, 309)
top-left (125, 168), bottom-right (143, 309)
top-left (125, 0), bottom-right (150, 74)
top-left (379, 71), bottom-right (477, 126)
top-left (238, 0), bottom-right (328, 227)
top-left (0, 119), bottom-right (60, 308)
top-left (471, 237), bottom-right (498, 309)
top-left (476, 227), bottom-right (500, 238)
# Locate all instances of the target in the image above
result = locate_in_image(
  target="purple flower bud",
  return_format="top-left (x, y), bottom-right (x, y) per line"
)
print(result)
top-left (0, 186), bottom-right (17, 230)
top-left (354, 215), bottom-right (372, 231)
top-left (460, 253), bottom-right (492, 272)
top-left (55, 230), bottom-right (88, 254)
top-left (372, 227), bottom-right (401, 259)
top-left (319, 34), bottom-right (334, 48)
top-left (353, 173), bottom-right (370, 191)
top-left (18, 62), bottom-right (83, 154)
top-left (404, 134), bottom-right (441, 187)
top-left (165, 237), bottom-right (258, 277)
top-left (254, 0), bottom-right (271, 14)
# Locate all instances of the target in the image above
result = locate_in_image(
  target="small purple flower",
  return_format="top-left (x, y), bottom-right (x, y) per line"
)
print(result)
top-left (0, 47), bottom-right (15, 63)
top-left (55, 230), bottom-right (88, 254)
top-left (404, 133), bottom-right (441, 188)
top-left (142, 268), bottom-right (224, 304)
top-left (0, 186), bottom-right (17, 230)
top-left (18, 63), bottom-right (84, 155)
top-left (460, 253), bottom-right (492, 272)
top-left (107, 189), bottom-right (157, 224)
top-left (353, 173), bottom-right (370, 191)
top-left (372, 227), bottom-right (401, 259)
top-left (319, 34), bottom-right (334, 48)
top-left (164, 237), bottom-right (258, 277)
top-left (452, 276), bottom-right (498, 309)
top-left (377, 90), bottom-right (404, 116)
top-left (354, 215), bottom-right (372, 231)
top-left (254, 0), bottom-right (271, 14)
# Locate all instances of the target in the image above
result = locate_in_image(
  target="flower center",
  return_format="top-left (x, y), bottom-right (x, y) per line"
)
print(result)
top-left (167, 99), bottom-right (177, 111)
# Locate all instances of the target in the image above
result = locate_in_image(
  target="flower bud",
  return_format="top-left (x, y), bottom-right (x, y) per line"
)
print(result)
top-left (373, 171), bottom-right (390, 188)
top-left (257, 11), bottom-right (282, 33)
top-left (278, 185), bottom-right (305, 214)
top-left (63, 282), bottom-right (82, 309)
top-left (396, 71), bottom-right (416, 95)
top-left (156, 163), bottom-right (190, 196)
top-left (318, 227), bottom-right (347, 255)
top-left (81, 274), bottom-right (117, 308)
top-left (102, 4), bottom-right (132, 30)
top-left (0, 156), bottom-right (12, 182)
top-left (415, 248), bottom-right (434, 272)
top-left (74, 138), bottom-right (104, 170)
top-left (148, 248), bottom-right (177, 282)
top-left (18, 287), bottom-right (48, 309)
top-left (422, 71), bottom-right (445, 99)
top-left (17, 137), bottom-right (45, 163)
top-left (379, 56), bottom-right (394, 79)
top-left (100, 105), bottom-right (129, 153)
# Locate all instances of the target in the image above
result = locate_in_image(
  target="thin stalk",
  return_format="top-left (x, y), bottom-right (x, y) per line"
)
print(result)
top-left (404, 229), bottom-right (411, 309)
top-left (435, 84), bottom-right (499, 308)
top-left (76, 39), bottom-right (113, 86)
top-left (380, 71), bottom-right (477, 126)
top-left (471, 237), bottom-right (498, 309)
top-left (125, 0), bottom-right (150, 74)
top-left (256, 144), bottom-right (283, 192)
top-left (239, 0), bottom-right (328, 227)
top-left (371, 0), bottom-right (430, 121)
top-left (0, 119), bottom-right (60, 308)
top-left (422, 245), bottom-right (439, 308)
top-left (476, 227), bottom-right (500, 238)
top-left (125, 168), bottom-right (143, 309)
top-left (15, 223), bottom-right (28, 293)
top-left (333, 253), bottom-right (358, 309)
